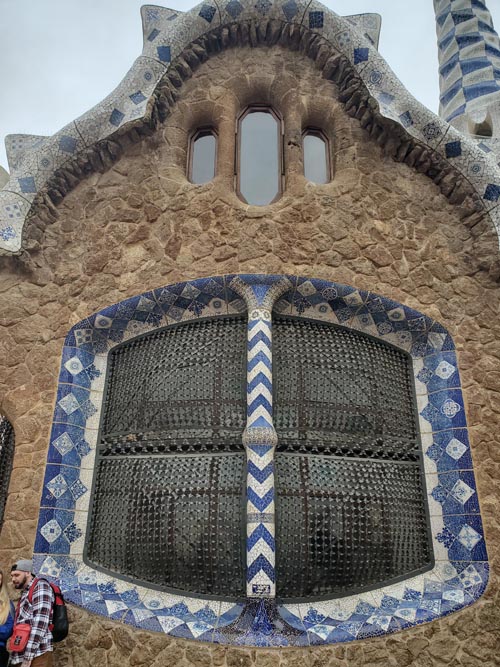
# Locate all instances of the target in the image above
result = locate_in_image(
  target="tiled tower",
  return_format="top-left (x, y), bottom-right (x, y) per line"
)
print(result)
top-left (434, 0), bottom-right (500, 147)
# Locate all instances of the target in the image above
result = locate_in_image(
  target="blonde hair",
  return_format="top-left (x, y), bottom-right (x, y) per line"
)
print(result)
top-left (0, 570), bottom-right (11, 625)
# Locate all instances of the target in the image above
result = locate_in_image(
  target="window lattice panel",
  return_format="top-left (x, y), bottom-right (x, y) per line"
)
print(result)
top-left (273, 317), bottom-right (431, 599)
top-left (87, 317), bottom-right (247, 596)
top-left (273, 318), bottom-right (419, 458)
top-left (101, 317), bottom-right (247, 453)
top-left (276, 456), bottom-right (430, 598)
top-left (87, 454), bottom-right (246, 596)
top-left (0, 417), bottom-right (14, 528)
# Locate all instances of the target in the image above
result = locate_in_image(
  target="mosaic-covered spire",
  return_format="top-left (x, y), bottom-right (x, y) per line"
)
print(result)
top-left (434, 0), bottom-right (500, 135)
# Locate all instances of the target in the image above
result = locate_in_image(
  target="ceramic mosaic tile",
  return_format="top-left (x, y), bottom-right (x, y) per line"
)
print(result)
top-left (434, 0), bottom-right (500, 122)
top-left (218, 0), bottom-right (289, 26)
top-left (33, 274), bottom-right (487, 646)
top-left (344, 13), bottom-right (381, 50)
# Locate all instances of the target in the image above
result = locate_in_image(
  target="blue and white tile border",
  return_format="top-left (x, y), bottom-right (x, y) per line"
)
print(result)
top-left (33, 274), bottom-right (488, 646)
top-left (2, 0), bottom-right (500, 254)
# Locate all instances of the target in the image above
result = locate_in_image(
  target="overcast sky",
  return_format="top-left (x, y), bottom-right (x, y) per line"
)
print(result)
top-left (1, 1), bottom-right (500, 172)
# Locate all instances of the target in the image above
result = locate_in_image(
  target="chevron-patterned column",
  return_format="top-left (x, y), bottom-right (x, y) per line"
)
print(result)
top-left (230, 275), bottom-right (292, 598)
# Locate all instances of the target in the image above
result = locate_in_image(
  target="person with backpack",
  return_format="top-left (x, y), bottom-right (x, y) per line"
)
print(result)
top-left (9, 560), bottom-right (54, 667)
top-left (0, 569), bottom-right (14, 666)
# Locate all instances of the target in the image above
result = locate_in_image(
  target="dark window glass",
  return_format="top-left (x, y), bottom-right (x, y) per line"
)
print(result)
top-left (303, 130), bottom-right (329, 184)
top-left (87, 316), bottom-right (247, 598)
top-left (238, 108), bottom-right (282, 205)
top-left (0, 416), bottom-right (14, 530)
top-left (190, 130), bottom-right (216, 184)
top-left (273, 317), bottom-right (432, 600)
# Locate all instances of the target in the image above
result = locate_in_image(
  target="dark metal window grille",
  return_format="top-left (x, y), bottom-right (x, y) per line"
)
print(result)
top-left (0, 416), bottom-right (14, 530)
top-left (86, 317), bottom-right (247, 597)
top-left (273, 317), bottom-right (432, 599)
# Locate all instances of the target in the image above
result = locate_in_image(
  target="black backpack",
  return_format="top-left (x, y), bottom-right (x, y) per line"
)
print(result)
top-left (28, 578), bottom-right (69, 642)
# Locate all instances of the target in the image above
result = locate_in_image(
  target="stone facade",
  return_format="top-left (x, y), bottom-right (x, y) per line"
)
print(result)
top-left (0, 44), bottom-right (499, 665)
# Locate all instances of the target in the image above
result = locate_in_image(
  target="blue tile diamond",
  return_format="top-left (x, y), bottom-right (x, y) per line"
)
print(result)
top-left (157, 45), bottom-right (171, 63)
top-left (199, 4), bottom-right (216, 22)
top-left (354, 47), bottom-right (369, 64)
top-left (129, 91), bottom-right (146, 105)
top-left (484, 183), bottom-right (500, 201)
top-left (309, 11), bottom-right (324, 29)
top-left (59, 135), bottom-right (77, 153)
top-left (18, 176), bottom-right (36, 193)
top-left (282, 0), bottom-right (298, 20)
top-left (445, 140), bottom-right (462, 158)
top-left (109, 109), bottom-right (125, 127)
top-left (399, 111), bottom-right (413, 128)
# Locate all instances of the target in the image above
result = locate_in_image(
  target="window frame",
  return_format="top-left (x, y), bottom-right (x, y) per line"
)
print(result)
top-left (188, 126), bottom-right (218, 184)
top-left (302, 127), bottom-right (331, 184)
top-left (235, 105), bottom-right (285, 205)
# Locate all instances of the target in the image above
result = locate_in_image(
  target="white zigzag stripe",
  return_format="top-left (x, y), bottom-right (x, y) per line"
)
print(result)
top-left (248, 365), bottom-right (272, 384)
top-left (247, 451), bottom-right (274, 468)
top-left (248, 345), bottom-right (272, 365)
top-left (248, 406), bottom-right (272, 424)
top-left (248, 541), bottom-right (275, 562)
top-left (248, 385), bottom-right (272, 405)
top-left (247, 496), bottom-right (275, 512)
top-left (248, 356), bottom-right (272, 372)
top-left (247, 447), bottom-right (274, 462)
top-left (246, 517), bottom-right (274, 530)
top-left (246, 479), bottom-right (273, 497)
top-left (248, 320), bottom-right (272, 338)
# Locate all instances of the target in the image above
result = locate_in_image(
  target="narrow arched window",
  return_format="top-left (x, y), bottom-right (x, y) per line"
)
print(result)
top-left (0, 415), bottom-right (14, 530)
top-left (189, 128), bottom-right (217, 184)
top-left (237, 107), bottom-right (283, 205)
top-left (303, 129), bottom-right (330, 184)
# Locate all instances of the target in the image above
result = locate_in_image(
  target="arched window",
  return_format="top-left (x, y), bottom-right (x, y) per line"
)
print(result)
top-left (303, 129), bottom-right (330, 184)
top-left (237, 106), bottom-right (283, 205)
top-left (0, 415), bottom-right (14, 530)
top-left (189, 128), bottom-right (217, 184)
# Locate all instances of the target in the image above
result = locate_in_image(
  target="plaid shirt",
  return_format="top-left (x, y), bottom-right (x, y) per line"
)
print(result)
top-left (10, 578), bottom-right (54, 663)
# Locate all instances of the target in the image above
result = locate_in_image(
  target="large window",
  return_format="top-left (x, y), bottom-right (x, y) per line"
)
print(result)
top-left (86, 310), bottom-right (431, 600)
top-left (37, 275), bottom-right (486, 643)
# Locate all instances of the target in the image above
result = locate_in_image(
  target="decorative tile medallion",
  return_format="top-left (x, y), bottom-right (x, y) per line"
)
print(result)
top-left (34, 275), bottom-right (488, 646)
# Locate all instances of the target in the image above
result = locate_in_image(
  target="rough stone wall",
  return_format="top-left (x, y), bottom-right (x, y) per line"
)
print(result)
top-left (0, 46), bottom-right (499, 666)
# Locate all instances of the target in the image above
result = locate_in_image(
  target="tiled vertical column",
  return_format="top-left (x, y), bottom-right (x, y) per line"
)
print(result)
top-left (230, 275), bottom-right (292, 598)
top-left (434, 0), bottom-right (500, 124)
